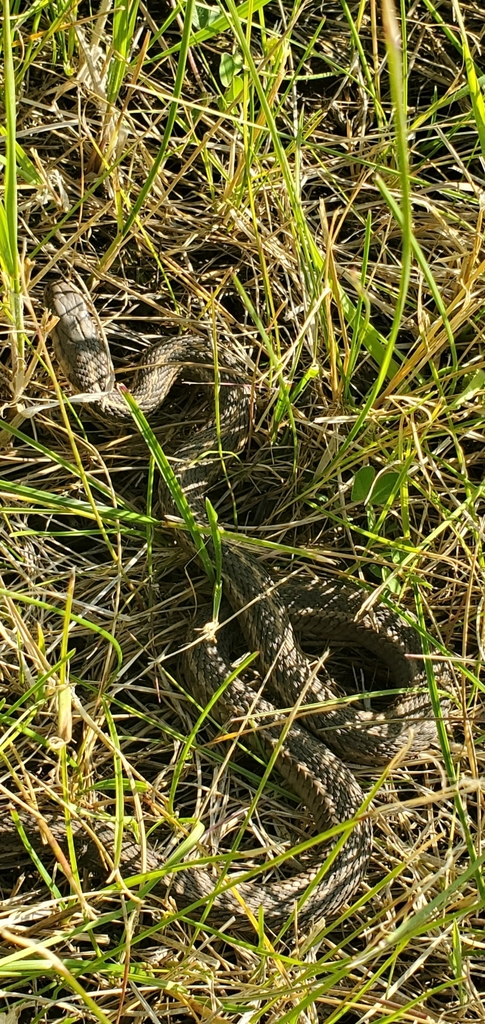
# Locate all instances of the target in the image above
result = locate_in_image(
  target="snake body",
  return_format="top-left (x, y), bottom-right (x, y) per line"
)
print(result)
top-left (4, 282), bottom-right (446, 933)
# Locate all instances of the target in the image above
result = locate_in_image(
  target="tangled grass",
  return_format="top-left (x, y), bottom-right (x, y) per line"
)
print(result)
top-left (0, 0), bottom-right (484, 1021)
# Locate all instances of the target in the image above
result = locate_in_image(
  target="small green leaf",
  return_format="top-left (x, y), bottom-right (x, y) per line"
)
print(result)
top-left (220, 51), bottom-right (243, 87)
top-left (351, 465), bottom-right (375, 502)
top-left (226, 75), bottom-right (244, 103)
top-left (449, 368), bottom-right (485, 408)
top-left (192, 3), bottom-right (220, 30)
top-left (380, 569), bottom-right (403, 595)
top-left (369, 471), bottom-right (400, 506)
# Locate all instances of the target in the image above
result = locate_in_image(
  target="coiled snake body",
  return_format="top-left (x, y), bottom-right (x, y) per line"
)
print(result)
top-left (5, 283), bottom-right (446, 933)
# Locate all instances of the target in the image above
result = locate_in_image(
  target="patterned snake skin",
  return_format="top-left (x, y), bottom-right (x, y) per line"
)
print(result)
top-left (2, 282), bottom-right (447, 934)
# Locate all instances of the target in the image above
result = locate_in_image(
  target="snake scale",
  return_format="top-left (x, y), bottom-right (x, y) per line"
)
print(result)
top-left (3, 282), bottom-right (447, 934)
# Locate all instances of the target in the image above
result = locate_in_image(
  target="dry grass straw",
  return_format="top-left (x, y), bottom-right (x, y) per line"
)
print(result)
top-left (0, 0), bottom-right (484, 1021)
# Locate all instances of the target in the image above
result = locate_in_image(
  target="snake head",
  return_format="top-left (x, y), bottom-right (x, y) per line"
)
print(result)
top-left (44, 281), bottom-right (115, 395)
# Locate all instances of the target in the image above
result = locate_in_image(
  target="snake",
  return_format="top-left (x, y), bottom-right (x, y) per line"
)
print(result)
top-left (2, 281), bottom-right (447, 934)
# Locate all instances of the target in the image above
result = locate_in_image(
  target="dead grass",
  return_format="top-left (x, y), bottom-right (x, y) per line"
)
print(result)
top-left (0, 0), bottom-right (484, 1021)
